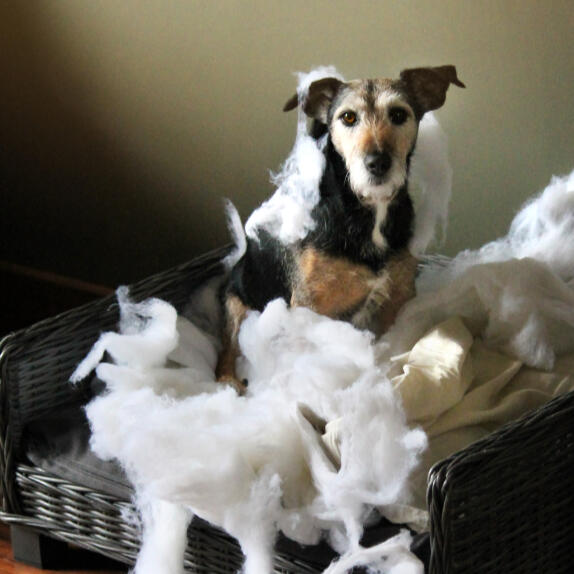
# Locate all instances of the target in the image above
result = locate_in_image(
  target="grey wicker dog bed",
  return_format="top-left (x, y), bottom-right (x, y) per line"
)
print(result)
top-left (1, 245), bottom-right (574, 573)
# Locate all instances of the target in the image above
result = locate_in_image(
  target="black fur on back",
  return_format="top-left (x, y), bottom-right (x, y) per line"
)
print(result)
top-left (227, 228), bottom-right (293, 312)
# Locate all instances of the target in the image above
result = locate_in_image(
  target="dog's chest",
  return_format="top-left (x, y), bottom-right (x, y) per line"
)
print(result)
top-left (290, 246), bottom-right (418, 335)
top-left (371, 200), bottom-right (392, 250)
top-left (304, 196), bottom-right (388, 271)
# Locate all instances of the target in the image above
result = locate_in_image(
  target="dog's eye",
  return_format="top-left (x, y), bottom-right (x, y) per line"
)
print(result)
top-left (340, 111), bottom-right (358, 126)
top-left (389, 107), bottom-right (409, 126)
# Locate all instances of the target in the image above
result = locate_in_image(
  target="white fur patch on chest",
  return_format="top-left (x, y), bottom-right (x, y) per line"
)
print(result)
top-left (371, 199), bottom-right (391, 249)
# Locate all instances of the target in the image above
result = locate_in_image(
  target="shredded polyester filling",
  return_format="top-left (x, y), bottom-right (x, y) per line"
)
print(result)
top-left (71, 68), bottom-right (574, 574)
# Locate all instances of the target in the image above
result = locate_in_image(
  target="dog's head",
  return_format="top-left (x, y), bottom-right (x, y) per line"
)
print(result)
top-left (284, 66), bottom-right (464, 204)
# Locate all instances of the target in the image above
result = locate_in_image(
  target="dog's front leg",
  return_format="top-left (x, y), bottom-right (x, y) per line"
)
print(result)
top-left (216, 294), bottom-right (249, 394)
top-left (352, 250), bottom-right (418, 336)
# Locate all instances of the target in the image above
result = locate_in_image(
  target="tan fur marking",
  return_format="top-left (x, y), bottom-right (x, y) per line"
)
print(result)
top-left (356, 129), bottom-right (377, 154)
top-left (291, 248), bottom-right (376, 318)
top-left (358, 119), bottom-right (394, 154)
top-left (216, 294), bottom-right (249, 394)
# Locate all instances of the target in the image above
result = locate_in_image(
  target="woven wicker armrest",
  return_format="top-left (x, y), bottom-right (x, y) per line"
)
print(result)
top-left (427, 388), bottom-right (574, 574)
top-left (0, 246), bottom-right (230, 513)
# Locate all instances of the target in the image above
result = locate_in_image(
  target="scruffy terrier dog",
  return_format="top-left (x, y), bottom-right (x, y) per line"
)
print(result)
top-left (217, 66), bottom-right (464, 392)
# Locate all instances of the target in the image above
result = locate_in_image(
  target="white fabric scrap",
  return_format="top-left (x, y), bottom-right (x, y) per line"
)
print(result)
top-left (391, 315), bottom-right (574, 512)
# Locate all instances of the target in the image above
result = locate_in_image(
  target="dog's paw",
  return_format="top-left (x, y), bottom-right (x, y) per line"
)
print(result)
top-left (351, 307), bottom-right (372, 331)
top-left (217, 375), bottom-right (248, 395)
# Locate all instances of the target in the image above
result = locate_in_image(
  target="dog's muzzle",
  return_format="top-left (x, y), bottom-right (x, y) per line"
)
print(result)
top-left (364, 151), bottom-right (392, 179)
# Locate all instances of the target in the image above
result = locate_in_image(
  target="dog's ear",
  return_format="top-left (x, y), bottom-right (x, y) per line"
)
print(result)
top-left (283, 77), bottom-right (344, 123)
top-left (399, 65), bottom-right (465, 118)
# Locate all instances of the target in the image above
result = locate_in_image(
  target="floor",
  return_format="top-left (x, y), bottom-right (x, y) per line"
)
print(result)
top-left (0, 524), bottom-right (125, 574)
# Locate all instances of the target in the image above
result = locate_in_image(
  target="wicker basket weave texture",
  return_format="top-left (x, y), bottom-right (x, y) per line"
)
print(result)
top-left (427, 388), bottom-right (574, 573)
top-left (9, 462), bottom-right (323, 574)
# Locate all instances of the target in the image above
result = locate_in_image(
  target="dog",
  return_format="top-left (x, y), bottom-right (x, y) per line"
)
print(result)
top-left (216, 65), bottom-right (464, 393)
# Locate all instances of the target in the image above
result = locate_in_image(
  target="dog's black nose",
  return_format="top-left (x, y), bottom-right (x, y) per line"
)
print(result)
top-left (365, 152), bottom-right (392, 178)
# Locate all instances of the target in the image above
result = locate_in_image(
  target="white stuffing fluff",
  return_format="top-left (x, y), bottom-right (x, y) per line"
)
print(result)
top-left (507, 170), bottom-right (574, 281)
top-left (323, 530), bottom-right (423, 574)
top-left (409, 113), bottom-right (453, 254)
top-left (69, 287), bottom-right (179, 384)
top-left (391, 257), bottom-right (574, 372)
top-left (76, 295), bottom-right (426, 574)
top-left (222, 199), bottom-right (248, 269)
top-left (408, 170), bottom-right (574, 371)
top-left (132, 498), bottom-right (193, 574)
top-left (244, 67), bottom-right (341, 245)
